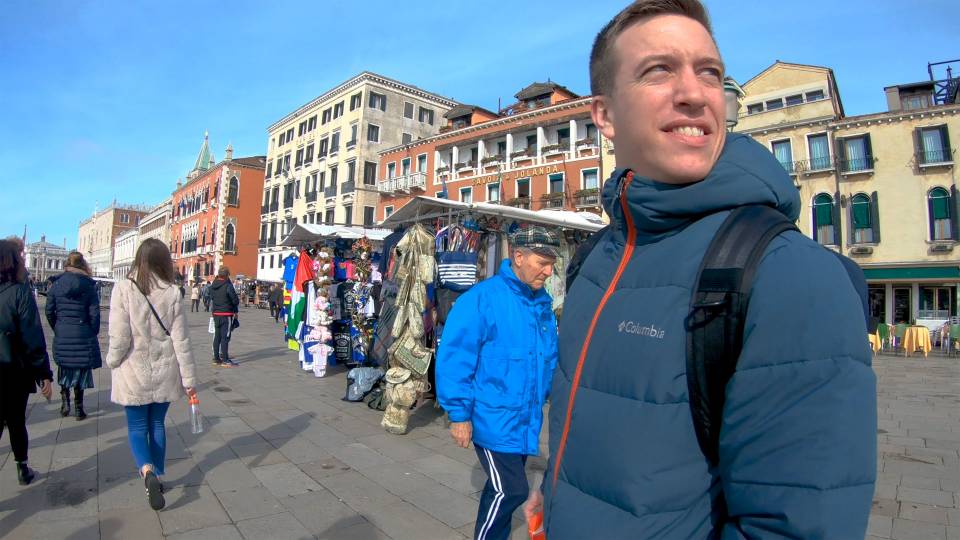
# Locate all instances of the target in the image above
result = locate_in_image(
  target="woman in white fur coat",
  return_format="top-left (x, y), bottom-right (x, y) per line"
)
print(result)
top-left (106, 238), bottom-right (197, 511)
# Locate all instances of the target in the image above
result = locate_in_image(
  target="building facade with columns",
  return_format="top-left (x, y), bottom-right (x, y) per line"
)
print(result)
top-left (377, 81), bottom-right (616, 221)
top-left (170, 134), bottom-right (266, 284)
top-left (734, 61), bottom-right (960, 327)
top-left (256, 71), bottom-right (457, 282)
top-left (138, 198), bottom-right (172, 248)
top-left (112, 228), bottom-right (138, 281)
top-left (77, 203), bottom-right (150, 278)
top-left (24, 236), bottom-right (69, 283)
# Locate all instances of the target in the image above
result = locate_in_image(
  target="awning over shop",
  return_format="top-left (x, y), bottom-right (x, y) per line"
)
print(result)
top-left (381, 196), bottom-right (606, 232)
top-left (863, 266), bottom-right (960, 281)
top-left (280, 224), bottom-right (393, 246)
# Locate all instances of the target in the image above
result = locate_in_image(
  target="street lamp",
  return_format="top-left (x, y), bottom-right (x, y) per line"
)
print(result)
top-left (724, 77), bottom-right (745, 130)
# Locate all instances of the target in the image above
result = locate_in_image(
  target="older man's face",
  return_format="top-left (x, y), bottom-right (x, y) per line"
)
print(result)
top-left (595, 14), bottom-right (726, 184)
top-left (512, 249), bottom-right (555, 290)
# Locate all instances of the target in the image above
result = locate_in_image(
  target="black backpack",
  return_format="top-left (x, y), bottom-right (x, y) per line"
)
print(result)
top-left (566, 204), bottom-right (869, 466)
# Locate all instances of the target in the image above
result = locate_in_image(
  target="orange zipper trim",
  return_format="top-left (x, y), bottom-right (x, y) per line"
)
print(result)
top-left (552, 171), bottom-right (637, 489)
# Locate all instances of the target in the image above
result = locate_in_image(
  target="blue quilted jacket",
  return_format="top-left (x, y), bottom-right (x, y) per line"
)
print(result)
top-left (45, 269), bottom-right (102, 370)
top-left (542, 134), bottom-right (877, 538)
top-left (437, 259), bottom-right (558, 455)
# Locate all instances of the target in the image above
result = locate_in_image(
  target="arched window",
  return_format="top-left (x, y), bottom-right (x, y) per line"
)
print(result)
top-left (928, 187), bottom-right (953, 241)
top-left (227, 176), bottom-right (239, 206)
top-left (813, 193), bottom-right (835, 246)
top-left (851, 193), bottom-right (874, 244)
top-left (224, 224), bottom-right (236, 253)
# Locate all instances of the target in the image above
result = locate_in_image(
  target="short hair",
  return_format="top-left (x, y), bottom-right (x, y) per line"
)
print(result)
top-left (218, 266), bottom-right (230, 279)
top-left (590, 0), bottom-right (714, 96)
top-left (0, 239), bottom-right (27, 284)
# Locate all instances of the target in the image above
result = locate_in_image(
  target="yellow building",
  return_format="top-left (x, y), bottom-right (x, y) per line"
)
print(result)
top-left (735, 61), bottom-right (960, 326)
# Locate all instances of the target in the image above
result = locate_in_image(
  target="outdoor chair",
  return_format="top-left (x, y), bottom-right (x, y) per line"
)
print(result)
top-left (950, 325), bottom-right (960, 356)
top-left (893, 323), bottom-right (907, 352)
top-left (876, 323), bottom-right (891, 351)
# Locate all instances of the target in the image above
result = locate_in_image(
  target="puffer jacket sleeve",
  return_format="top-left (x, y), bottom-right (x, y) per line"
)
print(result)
top-left (44, 283), bottom-right (57, 328)
top-left (17, 285), bottom-right (52, 381)
top-left (169, 288), bottom-right (196, 388)
top-left (436, 288), bottom-right (485, 423)
top-left (105, 282), bottom-right (132, 368)
top-left (719, 233), bottom-right (876, 539)
top-left (88, 282), bottom-right (101, 335)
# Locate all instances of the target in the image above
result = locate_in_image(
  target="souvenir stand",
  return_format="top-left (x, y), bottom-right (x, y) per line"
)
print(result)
top-left (373, 196), bottom-right (605, 434)
top-left (279, 224), bottom-right (392, 378)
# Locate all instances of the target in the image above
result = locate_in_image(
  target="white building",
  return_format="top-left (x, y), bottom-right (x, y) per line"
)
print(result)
top-left (25, 235), bottom-right (69, 282)
top-left (138, 198), bottom-right (172, 247)
top-left (112, 228), bottom-right (139, 281)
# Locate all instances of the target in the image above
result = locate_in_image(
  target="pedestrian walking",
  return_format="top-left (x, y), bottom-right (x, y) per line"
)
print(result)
top-left (201, 280), bottom-right (211, 312)
top-left (210, 267), bottom-right (239, 367)
top-left (105, 238), bottom-right (196, 511)
top-left (268, 283), bottom-right (283, 323)
top-left (530, 1), bottom-right (876, 538)
top-left (0, 239), bottom-right (54, 486)
top-left (436, 227), bottom-right (560, 540)
top-left (190, 282), bottom-right (201, 312)
top-left (44, 251), bottom-right (101, 420)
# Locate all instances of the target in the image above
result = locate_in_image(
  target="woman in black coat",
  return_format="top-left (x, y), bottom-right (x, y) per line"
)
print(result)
top-left (45, 252), bottom-right (101, 420)
top-left (0, 239), bottom-right (53, 485)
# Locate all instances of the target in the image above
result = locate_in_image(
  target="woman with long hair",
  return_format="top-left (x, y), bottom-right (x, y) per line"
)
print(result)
top-left (106, 238), bottom-right (196, 510)
top-left (0, 239), bottom-right (53, 485)
top-left (45, 251), bottom-right (101, 419)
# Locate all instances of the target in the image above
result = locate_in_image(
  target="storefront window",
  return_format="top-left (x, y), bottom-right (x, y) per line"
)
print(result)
top-left (919, 286), bottom-right (955, 320)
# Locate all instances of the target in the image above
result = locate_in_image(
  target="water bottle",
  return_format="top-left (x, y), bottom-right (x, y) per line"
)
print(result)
top-left (189, 396), bottom-right (203, 434)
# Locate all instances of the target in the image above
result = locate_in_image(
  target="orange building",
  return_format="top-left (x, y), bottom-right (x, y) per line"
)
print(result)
top-left (377, 82), bottom-right (608, 220)
top-left (170, 134), bottom-right (266, 283)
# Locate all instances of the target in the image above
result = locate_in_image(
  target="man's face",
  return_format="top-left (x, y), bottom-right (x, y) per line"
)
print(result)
top-left (512, 249), bottom-right (555, 290)
top-left (594, 14), bottom-right (726, 184)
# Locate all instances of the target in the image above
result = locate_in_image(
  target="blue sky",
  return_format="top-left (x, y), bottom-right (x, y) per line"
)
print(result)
top-left (1, 0), bottom-right (956, 248)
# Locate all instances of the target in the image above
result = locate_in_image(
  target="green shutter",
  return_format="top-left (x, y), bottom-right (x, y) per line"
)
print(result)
top-left (853, 198), bottom-right (871, 228)
top-left (933, 196), bottom-right (950, 219)
top-left (815, 201), bottom-right (832, 226)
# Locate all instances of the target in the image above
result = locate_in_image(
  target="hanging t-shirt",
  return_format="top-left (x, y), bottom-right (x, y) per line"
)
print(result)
top-left (333, 257), bottom-right (349, 281)
top-left (283, 255), bottom-right (299, 291)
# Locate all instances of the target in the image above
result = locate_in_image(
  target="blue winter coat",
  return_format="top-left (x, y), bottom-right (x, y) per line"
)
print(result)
top-left (543, 134), bottom-right (877, 538)
top-left (437, 259), bottom-right (558, 455)
top-left (45, 269), bottom-right (102, 370)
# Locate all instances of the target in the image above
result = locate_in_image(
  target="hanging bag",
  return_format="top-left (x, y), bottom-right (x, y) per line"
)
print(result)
top-left (435, 225), bottom-right (478, 291)
top-left (128, 278), bottom-right (170, 337)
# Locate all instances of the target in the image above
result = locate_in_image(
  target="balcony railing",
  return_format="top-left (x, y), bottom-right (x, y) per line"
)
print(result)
top-left (342, 181), bottom-right (355, 194)
top-left (259, 239), bottom-right (267, 248)
top-left (918, 148), bottom-right (953, 166)
top-left (305, 191), bottom-right (317, 203)
top-left (324, 185), bottom-right (338, 198)
top-left (505, 197), bottom-right (532, 210)
top-left (838, 157), bottom-right (875, 174)
top-left (777, 160), bottom-right (801, 175)
top-left (283, 197), bottom-right (294, 209)
top-left (795, 157), bottom-right (834, 173)
top-left (378, 172), bottom-right (427, 194)
top-left (574, 189), bottom-right (601, 208)
top-left (540, 194), bottom-right (565, 209)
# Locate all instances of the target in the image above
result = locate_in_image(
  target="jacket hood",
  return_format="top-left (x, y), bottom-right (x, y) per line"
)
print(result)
top-left (56, 269), bottom-right (94, 299)
top-left (601, 133), bottom-right (800, 244)
top-left (211, 279), bottom-right (229, 290)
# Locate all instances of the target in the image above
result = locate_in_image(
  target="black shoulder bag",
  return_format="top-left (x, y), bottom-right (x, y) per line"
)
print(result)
top-left (128, 278), bottom-right (170, 337)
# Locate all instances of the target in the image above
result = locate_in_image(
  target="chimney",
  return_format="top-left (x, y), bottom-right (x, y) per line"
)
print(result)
top-left (884, 86), bottom-right (901, 112)
top-left (225, 143), bottom-right (234, 162)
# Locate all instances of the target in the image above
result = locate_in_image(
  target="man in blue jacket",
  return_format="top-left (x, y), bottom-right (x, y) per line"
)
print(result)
top-left (437, 227), bottom-right (560, 540)
top-left (530, 1), bottom-right (877, 538)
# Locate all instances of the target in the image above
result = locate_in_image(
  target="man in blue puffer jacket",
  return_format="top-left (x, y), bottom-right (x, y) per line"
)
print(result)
top-left (528, 1), bottom-right (877, 538)
top-left (437, 227), bottom-right (560, 540)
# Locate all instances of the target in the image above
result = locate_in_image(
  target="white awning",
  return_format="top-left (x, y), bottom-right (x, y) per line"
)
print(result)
top-left (380, 196), bottom-right (605, 232)
top-left (280, 224), bottom-right (393, 246)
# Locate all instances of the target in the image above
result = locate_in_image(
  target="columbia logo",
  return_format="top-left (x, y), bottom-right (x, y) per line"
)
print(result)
top-left (618, 320), bottom-right (666, 339)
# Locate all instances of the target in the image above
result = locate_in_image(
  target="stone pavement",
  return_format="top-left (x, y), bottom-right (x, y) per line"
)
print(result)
top-left (0, 299), bottom-right (957, 539)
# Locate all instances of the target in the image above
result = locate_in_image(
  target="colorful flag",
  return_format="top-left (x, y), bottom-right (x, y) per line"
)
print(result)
top-left (286, 250), bottom-right (315, 344)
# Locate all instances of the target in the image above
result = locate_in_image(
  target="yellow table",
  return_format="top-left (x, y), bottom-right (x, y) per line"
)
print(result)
top-left (902, 326), bottom-right (932, 357)
top-left (868, 333), bottom-right (881, 354)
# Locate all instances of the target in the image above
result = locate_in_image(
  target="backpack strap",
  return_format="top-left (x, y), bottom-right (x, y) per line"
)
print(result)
top-left (685, 205), bottom-right (798, 466)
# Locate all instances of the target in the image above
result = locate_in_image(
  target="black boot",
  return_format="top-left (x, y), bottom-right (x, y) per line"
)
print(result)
top-left (16, 462), bottom-right (35, 486)
top-left (74, 388), bottom-right (86, 420)
top-left (60, 388), bottom-right (71, 417)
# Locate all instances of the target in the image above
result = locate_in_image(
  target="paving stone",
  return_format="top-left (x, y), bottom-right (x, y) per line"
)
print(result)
top-left (203, 459), bottom-right (264, 494)
top-left (869, 515), bottom-right (893, 538)
top-left (98, 507), bottom-right (164, 539)
top-left (364, 500), bottom-right (463, 540)
top-left (902, 503), bottom-right (950, 525)
top-left (158, 486), bottom-right (232, 535)
top-left (165, 524), bottom-right (245, 540)
top-left (892, 518), bottom-right (947, 540)
top-left (279, 490), bottom-right (366, 536)
top-left (0, 515), bottom-right (100, 540)
top-left (410, 454), bottom-right (486, 496)
top-left (269, 436), bottom-right (326, 464)
top-left (898, 487), bottom-right (956, 507)
top-left (905, 476), bottom-right (947, 490)
top-left (405, 483), bottom-right (479, 529)
top-left (875, 499), bottom-right (902, 517)
top-left (316, 470), bottom-right (402, 513)
top-left (357, 433), bottom-right (438, 462)
top-left (216, 485), bottom-right (285, 522)
top-left (315, 519), bottom-right (391, 540)
top-left (250, 462), bottom-right (322, 498)
top-left (230, 441), bottom-right (290, 467)
top-left (330, 442), bottom-right (395, 471)
top-left (358, 462), bottom-right (444, 496)
top-left (234, 511), bottom-right (313, 540)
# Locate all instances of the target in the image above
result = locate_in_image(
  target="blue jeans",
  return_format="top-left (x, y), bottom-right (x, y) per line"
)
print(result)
top-left (124, 402), bottom-right (170, 476)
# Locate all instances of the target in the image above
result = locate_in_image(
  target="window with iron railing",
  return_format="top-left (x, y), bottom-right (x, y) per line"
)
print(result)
top-left (917, 125), bottom-right (953, 165)
top-left (838, 135), bottom-right (874, 173)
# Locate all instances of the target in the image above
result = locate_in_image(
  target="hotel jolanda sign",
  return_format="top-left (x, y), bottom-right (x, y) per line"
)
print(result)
top-left (466, 164), bottom-right (563, 186)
